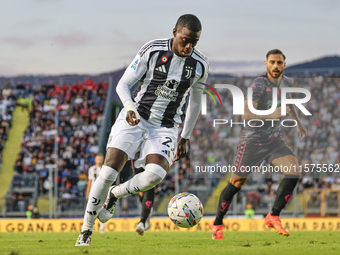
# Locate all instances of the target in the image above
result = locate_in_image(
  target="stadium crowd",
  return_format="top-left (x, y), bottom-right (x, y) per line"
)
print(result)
top-left (188, 74), bottom-right (340, 211)
top-left (2, 74), bottom-right (340, 215)
top-left (0, 82), bottom-right (32, 213)
top-left (11, 79), bottom-right (107, 209)
top-left (0, 84), bottom-right (18, 168)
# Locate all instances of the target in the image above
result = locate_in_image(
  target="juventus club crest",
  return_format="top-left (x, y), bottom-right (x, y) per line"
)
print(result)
top-left (185, 66), bottom-right (193, 79)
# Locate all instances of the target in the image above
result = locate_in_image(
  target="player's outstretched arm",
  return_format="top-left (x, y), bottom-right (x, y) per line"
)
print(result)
top-left (175, 84), bottom-right (203, 161)
top-left (116, 74), bottom-right (141, 126)
top-left (116, 42), bottom-right (151, 126)
top-left (180, 84), bottom-right (203, 137)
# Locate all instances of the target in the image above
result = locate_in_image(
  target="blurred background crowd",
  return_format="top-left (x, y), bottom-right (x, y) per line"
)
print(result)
top-left (1, 73), bottom-right (340, 217)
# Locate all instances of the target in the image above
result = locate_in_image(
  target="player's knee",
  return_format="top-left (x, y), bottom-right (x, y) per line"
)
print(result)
top-left (100, 165), bottom-right (118, 182)
top-left (145, 163), bottom-right (167, 186)
top-left (230, 178), bottom-right (246, 188)
top-left (284, 171), bottom-right (301, 177)
top-left (104, 148), bottom-right (128, 171)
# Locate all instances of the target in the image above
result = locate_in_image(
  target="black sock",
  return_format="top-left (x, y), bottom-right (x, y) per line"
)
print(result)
top-left (271, 175), bottom-right (299, 216)
top-left (136, 168), bottom-right (145, 204)
top-left (214, 183), bottom-right (241, 225)
top-left (140, 188), bottom-right (155, 224)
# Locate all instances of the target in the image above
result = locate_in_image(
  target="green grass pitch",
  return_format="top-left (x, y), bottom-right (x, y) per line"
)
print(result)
top-left (0, 231), bottom-right (339, 255)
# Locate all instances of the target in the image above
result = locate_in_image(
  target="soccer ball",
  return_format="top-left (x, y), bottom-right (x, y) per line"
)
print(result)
top-left (167, 192), bottom-right (204, 228)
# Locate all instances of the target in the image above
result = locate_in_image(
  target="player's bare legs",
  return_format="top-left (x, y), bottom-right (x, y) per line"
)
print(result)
top-left (265, 155), bottom-right (300, 236)
top-left (146, 154), bottom-right (170, 169)
top-left (103, 148), bottom-right (129, 170)
top-left (211, 173), bottom-right (247, 240)
top-left (271, 155), bottom-right (300, 175)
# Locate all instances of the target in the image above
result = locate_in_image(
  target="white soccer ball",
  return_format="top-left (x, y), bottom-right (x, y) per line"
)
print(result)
top-left (167, 192), bottom-right (204, 228)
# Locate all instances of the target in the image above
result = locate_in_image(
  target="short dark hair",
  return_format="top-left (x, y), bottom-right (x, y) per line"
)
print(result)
top-left (266, 49), bottom-right (286, 60)
top-left (175, 14), bottom-right (201, 32)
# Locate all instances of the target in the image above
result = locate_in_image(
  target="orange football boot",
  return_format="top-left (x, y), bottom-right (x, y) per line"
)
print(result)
top-left (264, 212), bottom-right (290, 236)
top-left (211, 221), bottom-right (225, 240)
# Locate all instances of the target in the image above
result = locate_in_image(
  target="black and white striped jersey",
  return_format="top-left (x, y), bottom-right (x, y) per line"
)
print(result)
top-left (88, 165), bottom-right (102, 182)
top-left (124, 38), bottom-right (209, 128)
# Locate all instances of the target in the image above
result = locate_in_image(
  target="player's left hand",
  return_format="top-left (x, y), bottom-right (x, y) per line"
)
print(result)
top-left (297, 124), bottom-right (307, 139)
top-left (174, 138), bottom-right (189, 162)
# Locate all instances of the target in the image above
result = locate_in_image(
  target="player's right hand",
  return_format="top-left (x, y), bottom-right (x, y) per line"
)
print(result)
top-left (126, 111), bottom-right (140, 126)
top-left (174, 137), bottom-right (188, 162)
top-left (270, 106), bottom-right (290, 119)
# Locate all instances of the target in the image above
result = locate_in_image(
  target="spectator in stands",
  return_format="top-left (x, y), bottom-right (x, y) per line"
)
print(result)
top-left (16, 82), bottom-right (25, 98)
top-left (244, 204), bottom-right (255, 219)
top-left (302, 172), bottom-right (314, 189)
top-left (4, 191), bottom-right (16, 212)
top-left (26, 205), bottom-right (33, 219)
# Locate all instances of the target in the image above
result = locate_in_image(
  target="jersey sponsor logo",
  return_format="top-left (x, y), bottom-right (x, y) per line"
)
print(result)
top-left (184, 66), bottom-right (193, 79)
top-left (161, 56), bottom-right (168, 63)
top-left (155, 65), bottom-right (167, 73)
top-left (130, 58), bottom-right (139, 70)
top-left (165, 79), bottom-right (179, 89)
top-left (155, 85), bottom-right (179, 102)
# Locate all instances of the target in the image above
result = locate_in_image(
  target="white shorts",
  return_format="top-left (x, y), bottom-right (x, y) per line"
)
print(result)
top-left (106, 108), bottom-right (178, 168)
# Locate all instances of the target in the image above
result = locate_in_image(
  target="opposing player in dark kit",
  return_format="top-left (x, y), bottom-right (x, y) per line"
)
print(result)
top-left (134, 166), bottom-right (155, 236)
top-left (211, 49), bottom-right (307, 239)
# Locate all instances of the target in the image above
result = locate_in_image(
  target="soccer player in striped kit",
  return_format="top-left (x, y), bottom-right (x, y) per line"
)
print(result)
top-left (76, 14), bottom-right (209, 246)
top-left (86, 154), bottom-right (105, 234)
